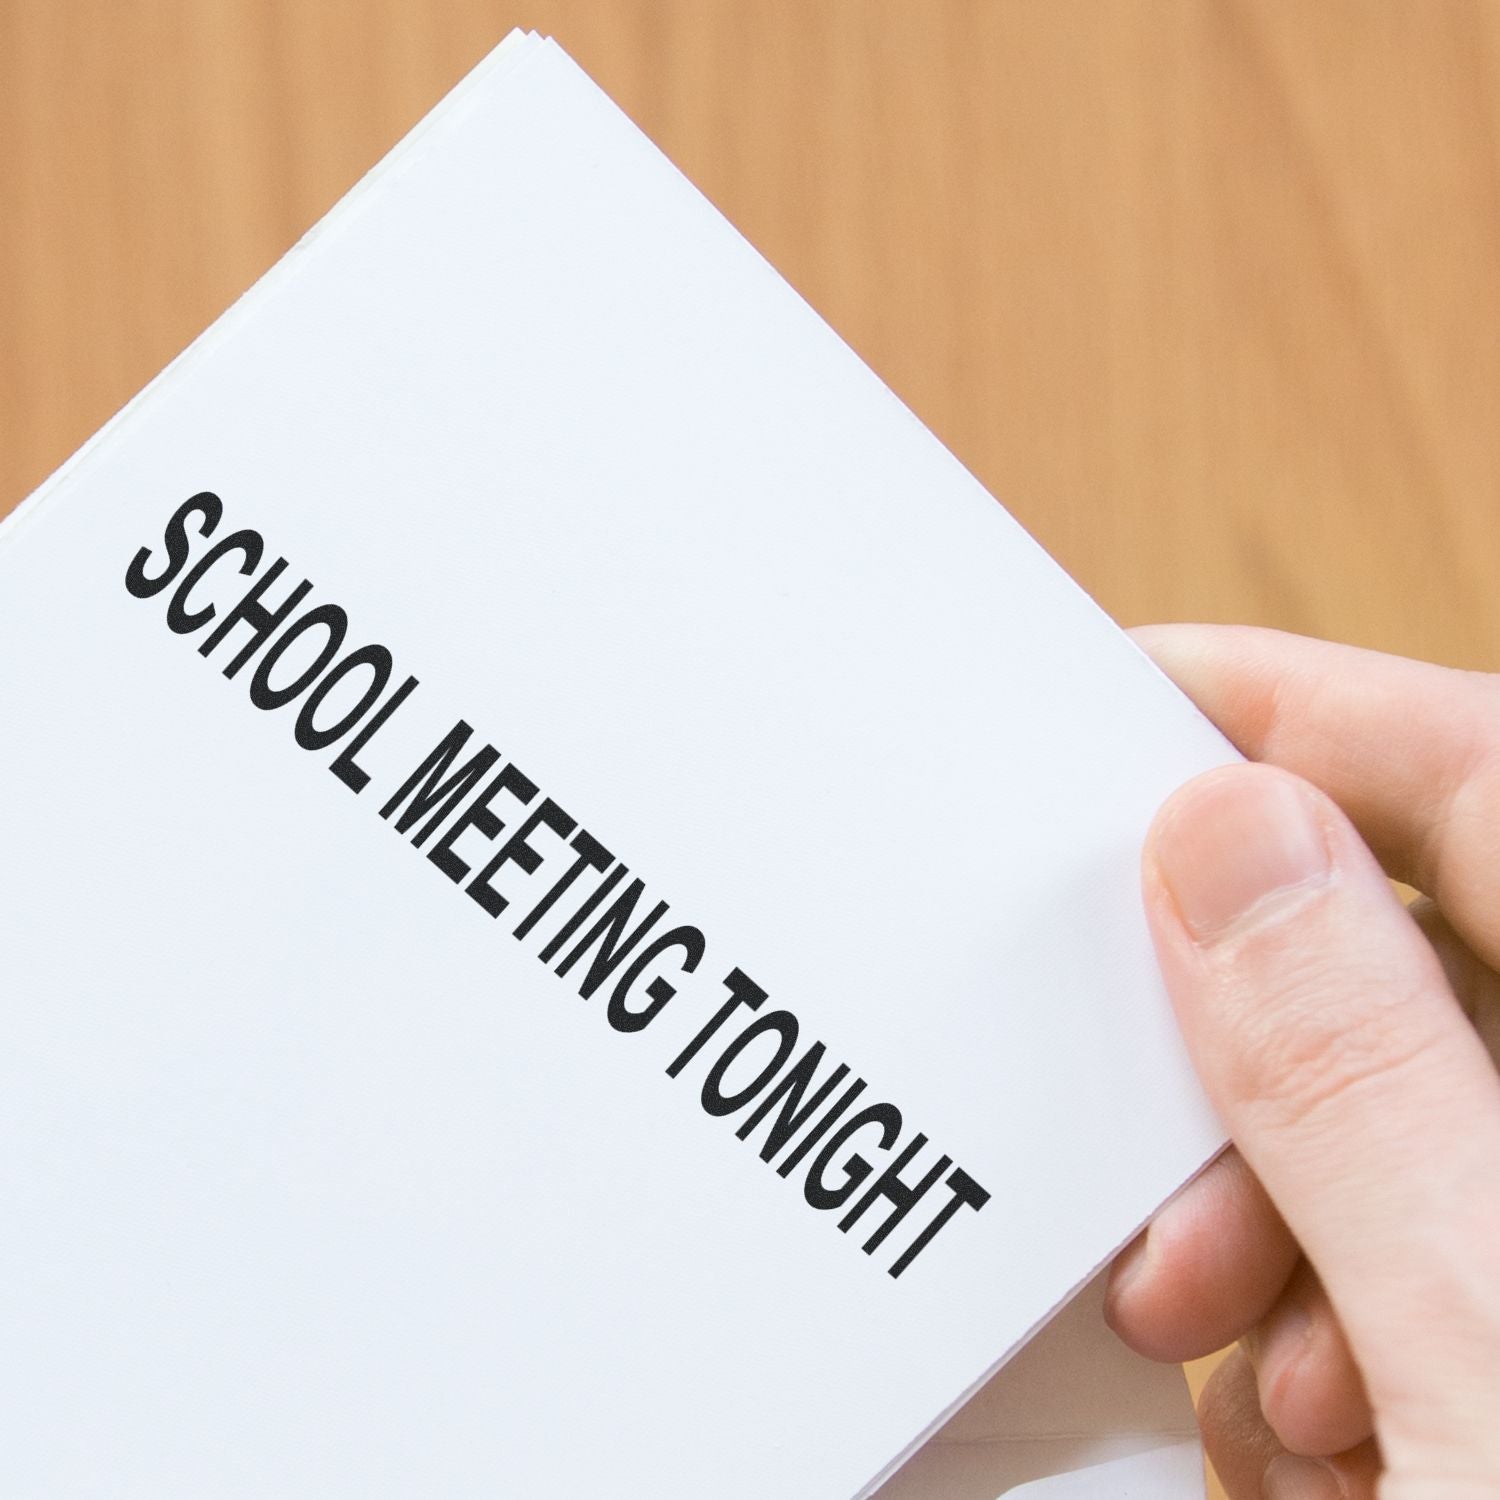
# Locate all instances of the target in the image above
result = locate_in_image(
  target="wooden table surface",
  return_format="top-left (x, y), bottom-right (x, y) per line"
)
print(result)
top-left (4, 4), bottom-right (1497, 1495)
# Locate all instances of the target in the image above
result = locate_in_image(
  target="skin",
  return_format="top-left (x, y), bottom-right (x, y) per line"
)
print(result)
top-left (1103, 624), bottom-right (1500, 1500)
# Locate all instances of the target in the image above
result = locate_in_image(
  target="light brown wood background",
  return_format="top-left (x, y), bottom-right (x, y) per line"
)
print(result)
top-left (4, 3), bottom-right (1498, 1495)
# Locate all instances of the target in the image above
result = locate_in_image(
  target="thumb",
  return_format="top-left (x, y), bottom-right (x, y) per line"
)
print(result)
top-left (1145, 763), bottom-right (1500, 1478)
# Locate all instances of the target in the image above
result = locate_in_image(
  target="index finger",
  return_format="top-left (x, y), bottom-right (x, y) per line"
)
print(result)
top-left (1130, 624), bottom-right (1500, 970)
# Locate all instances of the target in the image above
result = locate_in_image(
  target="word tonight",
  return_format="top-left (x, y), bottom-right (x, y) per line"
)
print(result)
top-left (123, 492), bottom-right (991, 1280)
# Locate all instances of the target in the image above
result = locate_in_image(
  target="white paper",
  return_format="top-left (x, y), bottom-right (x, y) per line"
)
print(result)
top-left (879, 1271), bottom-right (1203, 1496)
top-left (0, 31), bottom-right (1225, 1497)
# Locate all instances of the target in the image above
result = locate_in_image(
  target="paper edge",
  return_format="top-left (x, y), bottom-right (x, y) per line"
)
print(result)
top-left (0, 27), bottom-right (543, 557)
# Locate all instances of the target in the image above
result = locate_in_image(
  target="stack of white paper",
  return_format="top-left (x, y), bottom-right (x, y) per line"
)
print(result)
top-left (0, 30), bottom-right (1230, 1497)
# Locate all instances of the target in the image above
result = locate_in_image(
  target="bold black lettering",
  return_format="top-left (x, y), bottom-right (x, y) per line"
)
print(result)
top-left (467, 797), bottom-right (577, 918)
top-left (429, 762), bottom-right (538, 884)
top-left (536, 864), bottom-right (627, 963)
top-left (701, 1009), bottom-right (800, 1117)
top-left (735, 1043), bottom-right (851, 1163)
top-left (196, 556), bottom-right (311, 674)
top-left (666, 968), bottom-right (767, 1079)
top-left (248, 603), bottom-right (347, 711)
top-left (329, 672), bottom-right (419, 793)
top-left (125, 491), bottom-right (221, 599)
top-left (804, 1103), bottom-right (902, 1211)
top-left (606, 925), bottom-right (705, 1033)
top-left (295, 644), bottom-right (393, 751)
top-left (512, 828), bottom-right (612, 941)
top-left (837, 1134), bottom-right (951, 1254)
top-left (888, 1168), bottom-right (991, 1279)
top-left (554, 879), bottom-right (667, 998)
top-left (379, 721), bottom-right (500, 848)
top-left (166, 529), bottom-right (262, 635)
top-left (775, 1076), bottom-right (868, 1178)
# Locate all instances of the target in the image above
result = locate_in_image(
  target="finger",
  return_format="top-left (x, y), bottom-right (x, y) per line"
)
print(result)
top-left (1199, 1346), bottom-right (1381, 1500)
top-left (1409, 898), bottom-right (1500, 1065)
top-left (1106, 1147), bottom-right (1299, 1361)
top-left (1243, 1260), bottom-right (1372, 1458)
top-left (1199, 1348), bottom-right (1286, 1500)
top-left (1130, 623), bottom-right (1500, 971)
top-left (1145, 762), bottom-right (1500, 1467)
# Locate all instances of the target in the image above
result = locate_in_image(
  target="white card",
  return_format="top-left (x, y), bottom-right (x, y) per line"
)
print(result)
top-left (0, 31), bottom-right (1228, 1497)
top-left (876, 1268), bottom-right (1204, 1496)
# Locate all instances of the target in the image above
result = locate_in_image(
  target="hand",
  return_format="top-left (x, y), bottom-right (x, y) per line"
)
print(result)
top-left (1104, 625), bottom-right (1500, 1500)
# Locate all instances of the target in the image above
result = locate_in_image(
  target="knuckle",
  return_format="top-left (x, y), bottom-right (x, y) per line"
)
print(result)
top-left (1224, 968), bottom-right (1443, 1140)
top-left (1259, 1327), bottom-right (1371, 1458)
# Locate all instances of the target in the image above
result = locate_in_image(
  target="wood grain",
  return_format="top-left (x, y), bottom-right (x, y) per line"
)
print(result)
top-left (4, 0), bottom-right (1497, 668)
top-left (4, 4), bottom-right (1498, 1494)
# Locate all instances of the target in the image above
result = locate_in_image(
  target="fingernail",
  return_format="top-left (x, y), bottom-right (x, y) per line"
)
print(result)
top-left (1263, 1453), bottom-right (1344, 1500)
top-left (1153, 771), bottom-right (1331, 942)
